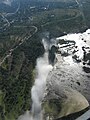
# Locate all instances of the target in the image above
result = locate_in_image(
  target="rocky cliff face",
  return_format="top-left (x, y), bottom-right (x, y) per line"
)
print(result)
top-left (43, 30), bottom-right (90, 119)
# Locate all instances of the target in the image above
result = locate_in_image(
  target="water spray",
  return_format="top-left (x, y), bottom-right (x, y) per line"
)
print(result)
top-left (18, 39), bottom-right (53, 120)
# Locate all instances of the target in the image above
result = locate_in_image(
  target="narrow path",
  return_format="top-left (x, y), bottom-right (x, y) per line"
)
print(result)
top-left (75, 0), bottom-right (86, 26)
top-left (0, 26), bottom-right (38, 66)
top-left (5, 2), bottom-right (20, 17)
top-left (41, 11), bottom-right (82, 27)
top-left (0, 13), bottom-right (10, 28)
top-left (0, 2), bottom-right (20, 30)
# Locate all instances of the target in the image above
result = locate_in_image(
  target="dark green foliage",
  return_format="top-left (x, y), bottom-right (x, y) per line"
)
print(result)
top-left (0, 0), bottom-right (90, 119)
top-left (0, 32), bottom-right (44, 119)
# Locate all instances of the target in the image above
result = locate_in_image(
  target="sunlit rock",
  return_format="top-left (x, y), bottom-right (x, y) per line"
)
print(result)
top-left (43, 86), bottom-right (89, 119)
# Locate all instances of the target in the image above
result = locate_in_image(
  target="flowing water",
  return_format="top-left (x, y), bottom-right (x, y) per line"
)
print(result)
top-left (18, 29), bottom-right (90, 120)
top-left (18, 39), bottom-right (53, 120)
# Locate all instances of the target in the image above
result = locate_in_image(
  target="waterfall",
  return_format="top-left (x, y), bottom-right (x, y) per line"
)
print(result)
top-left (18, 39), bottom-right (53, 120)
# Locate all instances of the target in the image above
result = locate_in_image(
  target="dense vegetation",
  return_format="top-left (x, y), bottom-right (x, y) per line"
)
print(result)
top-left (0, 0), bottom-right (90, 119)
top-left (0, 31), bottom-right (44, 119)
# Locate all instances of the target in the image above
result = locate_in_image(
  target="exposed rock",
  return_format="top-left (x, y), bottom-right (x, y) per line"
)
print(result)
top-left (43, 53), bottom-right (90, 119)
top-left (42, 30), bottom-right (90, 119)
top-left (43, 86), bottom-right (89, 119)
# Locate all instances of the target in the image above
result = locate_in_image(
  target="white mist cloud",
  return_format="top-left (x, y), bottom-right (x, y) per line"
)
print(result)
top-left (18, 111), bottom-right (33, 120)
top-left (18, 39), bottom-right (53, 120)
top-left (31, 52), bottom-right (53, 120)
top-left (17, 29), bottom-right (90, 120)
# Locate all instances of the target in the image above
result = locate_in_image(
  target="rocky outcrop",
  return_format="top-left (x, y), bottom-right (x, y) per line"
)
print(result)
top-left (43, 54), bottom-right (90, 119)
top-left (43, 86), bottom-right (89, 119)
top-left (43, 30), bottom-right (90, 119)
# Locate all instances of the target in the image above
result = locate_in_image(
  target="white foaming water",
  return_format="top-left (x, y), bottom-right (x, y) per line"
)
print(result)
top-left (18, 40), bottom-right (53, 120)
top-left (18, 30), bottom-right (90, 120)
top-left (31, 52), bottom-right (53, 120)
top-left (57, 29), bottom-right (90, 64)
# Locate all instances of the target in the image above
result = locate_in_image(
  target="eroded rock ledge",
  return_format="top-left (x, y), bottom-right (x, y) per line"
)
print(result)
top-left (43, 30), bottom-right (90, 119)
